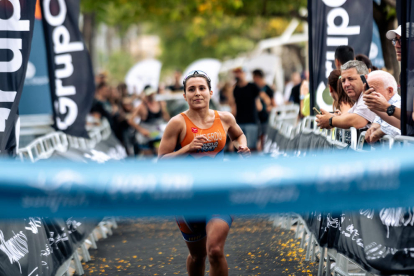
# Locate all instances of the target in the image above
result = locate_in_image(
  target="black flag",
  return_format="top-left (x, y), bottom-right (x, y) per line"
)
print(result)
top-left (41, 0), bottom-right (95, 138)
top-left (399, 0), bottom-right (414, 136)
top-left (309, 0), bottom-right (373, 113)
top-left (0, 0), bottom-right (36, 155)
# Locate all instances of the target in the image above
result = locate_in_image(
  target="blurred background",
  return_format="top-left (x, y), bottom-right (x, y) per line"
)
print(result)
top-left (2, 1), bottom-right (413, 276)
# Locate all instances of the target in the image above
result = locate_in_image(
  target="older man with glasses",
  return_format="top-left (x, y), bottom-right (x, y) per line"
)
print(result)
top-left (368, 24), bottom-right (414, 134)
top-left (316, 60), bottom-right (376, 131)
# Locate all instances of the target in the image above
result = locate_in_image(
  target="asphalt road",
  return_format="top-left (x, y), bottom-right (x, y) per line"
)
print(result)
top-left (83, 216), bottom-right (318, 276)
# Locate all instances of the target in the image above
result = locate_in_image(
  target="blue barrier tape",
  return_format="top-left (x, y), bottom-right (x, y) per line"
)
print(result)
top-left (0, 147), bottom-right (413, 218)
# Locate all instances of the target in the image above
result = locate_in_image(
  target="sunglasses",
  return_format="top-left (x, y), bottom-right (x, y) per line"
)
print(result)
top-left (183, 70), bottom-right (211, 84)
top-left (391, 37), bottom-right (410, 46)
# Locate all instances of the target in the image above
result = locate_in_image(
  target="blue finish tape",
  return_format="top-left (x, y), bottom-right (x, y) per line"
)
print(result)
top-left (0, 147), bottom-right (412, 218)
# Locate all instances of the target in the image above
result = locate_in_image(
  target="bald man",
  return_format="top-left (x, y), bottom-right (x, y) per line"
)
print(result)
top-left (363, 70), bottom-right (401, 143)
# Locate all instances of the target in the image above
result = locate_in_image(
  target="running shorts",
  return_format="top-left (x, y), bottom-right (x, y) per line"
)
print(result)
top-left (175, 215), bottom-right (233, 242)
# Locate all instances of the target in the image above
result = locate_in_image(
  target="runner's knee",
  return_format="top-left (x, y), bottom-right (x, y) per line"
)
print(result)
top-left (207, 245), bottom-right (224, 263)
top-left (189, 253), bottom-right (206, 265)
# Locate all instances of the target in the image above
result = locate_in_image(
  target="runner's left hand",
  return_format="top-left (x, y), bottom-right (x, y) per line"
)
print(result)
top-left (238, 146), bottom-right (251, 157)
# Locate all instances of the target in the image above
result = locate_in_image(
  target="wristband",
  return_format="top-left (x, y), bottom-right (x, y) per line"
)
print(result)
top-left (329, 117), bottom-right (333, 127)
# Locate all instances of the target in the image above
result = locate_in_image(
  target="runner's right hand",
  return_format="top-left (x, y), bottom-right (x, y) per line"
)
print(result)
top-left (187, 135), bottom-right (208, 152)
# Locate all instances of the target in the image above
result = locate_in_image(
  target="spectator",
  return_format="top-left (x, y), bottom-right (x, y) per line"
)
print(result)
top-left (253, 69), bottom-right (275, 150)
top-left (355, 54), bottom-right (378, 72)
top-left (95, 72), bottom-right (107, 86)
top-left (335, 45), bottom-right (354, 69)
top-left (109, 86), bottom-right (130, 148)
top-left (117, 82), bottom-right (128, 98)
top-left (284, 72), bottom-right (301, 103)
top-left (316, 61), bottom-right (376, 130)
top-left (120, 97), bottom-right (137, 155)
top-left (232, 67), bottom-right (262, 151)
top-left (299, 79), bottom-right (310, 117)
top-left (128, 86), bottom-right (170, 156)
top-left (365, 24), bottom-right (413, 132)
top-left (386, 25), bottom-right (402, 62)
top-left (290, 71), bottom-right (309, 106)
top-left (167, 70), bottom-right (184, 92)
top-left (90, 82), bottom-right (113, 122)
top-left (363, 71), bottom-right (401, 141)
top-left (219, 82), bottom-right (234, 112)
top-left (328, 69), bottom-right (353, 114)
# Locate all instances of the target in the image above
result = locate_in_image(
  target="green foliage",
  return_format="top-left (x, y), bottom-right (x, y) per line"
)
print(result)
top-left (385, 5), bottom-right (397, 21)
top-left (101, 51), bottom-right (136, 83)
top-left (81, 0), bottom-right (307, 25)
top-left (81, 0), bottom-right (308, 72)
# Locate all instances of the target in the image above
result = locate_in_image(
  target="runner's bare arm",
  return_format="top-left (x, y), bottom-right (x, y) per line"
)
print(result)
top-left (158, 116), bottom-right (188, 159)
top-left (158, 117), bottom-right (208, 159)
top-left (220, 112), bottom-right (250, 154)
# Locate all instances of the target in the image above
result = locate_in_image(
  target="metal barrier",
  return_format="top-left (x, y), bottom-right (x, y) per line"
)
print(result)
top-left (355, 133), bottom-right (414, 152)
top-left (270, 116), bottom-right (355, 153)
top-left (269, 104), bottom-right (300, 128)
top-left (54, 218), bottom-right (118, 276)
top-left (393, 135), bottom-right (414, 147)
top-left (16, 118), bottom-right (118, 276)
top-left (269, 116), bottom-right (414, 276)
top-left (271, 214), bottom-right (375, 276)
top-left (17, 118), bottom-right (111, 162)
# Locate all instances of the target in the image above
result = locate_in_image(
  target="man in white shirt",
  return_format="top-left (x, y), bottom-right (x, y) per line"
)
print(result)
top-left (364, 71), bottom-right (401, 143)
top-left (361, 24), bottom-right (411, 132)
top-left (316, 60), bottom-right (376, 130)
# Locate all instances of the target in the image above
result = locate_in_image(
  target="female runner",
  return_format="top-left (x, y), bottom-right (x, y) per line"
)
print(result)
top-left (158, 70), bottom-right (250, 276)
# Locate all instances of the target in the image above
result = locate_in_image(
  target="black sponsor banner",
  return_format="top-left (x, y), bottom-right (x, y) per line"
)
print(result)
top-left (0, 217), bottom-right (99, 276)
top-left (40, 0), bottom-right (95, 138)
top-left (0, 0), bottom-right (36, 155)
top-left (400, 0), bottom-right (414, 136)
top-left (303, 209), bottom-right (414, 275)
top-left (309, 0), bottom-right (373, 113)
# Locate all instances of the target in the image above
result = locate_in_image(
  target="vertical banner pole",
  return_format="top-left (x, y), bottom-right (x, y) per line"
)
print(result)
top-left (308, 0), bottom-right (315, 116)
top-left (0, 0), bottom-right (36, 155)
top-left (40, 0), bottom-right (95, 138)
top-left (401, 0), bottom-right (407, 135)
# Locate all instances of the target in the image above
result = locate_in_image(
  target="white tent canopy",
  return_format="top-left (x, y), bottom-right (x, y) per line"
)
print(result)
top-left (243, 54), bottom-right (280, 85)
top-left (125, 59), bottom-right (162, 94)
top-left (219, 57), bottom-right (246, 73)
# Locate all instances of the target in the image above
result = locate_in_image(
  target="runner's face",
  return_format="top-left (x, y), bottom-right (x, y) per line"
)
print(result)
top-left (341, 68), bottom-right (364, 101)
top-left (184, 77), bottom-right (212, 109)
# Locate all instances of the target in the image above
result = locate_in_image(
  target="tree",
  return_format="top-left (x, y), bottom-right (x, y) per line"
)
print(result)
top-left (373, 1), bottom-right (399, 80)
top-left (80, 0), bottom-right (308, 73)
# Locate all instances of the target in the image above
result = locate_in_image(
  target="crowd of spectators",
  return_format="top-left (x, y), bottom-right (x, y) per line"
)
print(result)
top-left (92, 67), bottom-right (283, 157)
top-left (311, 24), bottom-right (406, 145)
top-left (90, 74), bottom-right (170, 157)
top-left (90, 23), bottom-right (409, 157)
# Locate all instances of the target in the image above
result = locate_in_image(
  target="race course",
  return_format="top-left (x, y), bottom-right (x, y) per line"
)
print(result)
top-left (83, 216), bottom-right (318, 276)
